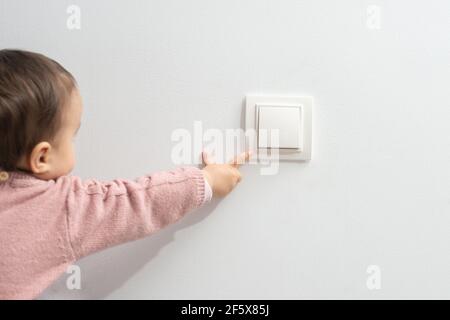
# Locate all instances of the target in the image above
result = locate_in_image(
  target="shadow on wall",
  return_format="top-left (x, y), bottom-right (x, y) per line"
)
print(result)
top-left (39, 199), bottom-right (221, 299)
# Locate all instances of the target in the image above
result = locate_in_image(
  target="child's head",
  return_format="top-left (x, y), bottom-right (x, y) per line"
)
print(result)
top-left (0, 49), bottom-right (82, 180)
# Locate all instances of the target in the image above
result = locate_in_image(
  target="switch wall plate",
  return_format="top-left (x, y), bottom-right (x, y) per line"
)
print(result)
top-left (245, 95), bottom-right (313, 161)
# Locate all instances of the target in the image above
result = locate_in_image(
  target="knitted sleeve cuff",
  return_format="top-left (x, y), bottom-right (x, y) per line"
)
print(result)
top-left (202, 174), bottom-right (213, 204)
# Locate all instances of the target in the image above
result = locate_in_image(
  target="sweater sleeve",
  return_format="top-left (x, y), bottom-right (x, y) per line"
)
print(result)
top-left (63, 166), bottom-right (207, 260)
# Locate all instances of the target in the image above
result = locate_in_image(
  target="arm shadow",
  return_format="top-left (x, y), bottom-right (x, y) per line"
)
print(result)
top-left (39, 199), bottom-right (221, 299)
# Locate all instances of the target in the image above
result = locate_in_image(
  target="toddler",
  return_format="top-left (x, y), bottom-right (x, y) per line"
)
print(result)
top-left (0, 49), bottom-right (249, 299)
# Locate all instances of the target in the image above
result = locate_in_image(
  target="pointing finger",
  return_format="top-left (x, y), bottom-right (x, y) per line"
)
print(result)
top-left (229, 151), bottom-right (252, 168)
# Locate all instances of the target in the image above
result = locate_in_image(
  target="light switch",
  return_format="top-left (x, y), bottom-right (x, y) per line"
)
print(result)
top-left (257, 105), bottom-right (303, 149)
top-left (245, 95), bottom-right (313, 161)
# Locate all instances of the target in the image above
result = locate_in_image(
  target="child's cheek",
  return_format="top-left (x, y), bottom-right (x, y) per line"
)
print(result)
top-left (63, 142), bottom-right (76, 173)
top-left (69, 144), bottom-right (76, 169)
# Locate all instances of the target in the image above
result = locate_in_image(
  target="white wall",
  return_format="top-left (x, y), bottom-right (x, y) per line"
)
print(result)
top-left (1, 0), bottom-right (450, 299)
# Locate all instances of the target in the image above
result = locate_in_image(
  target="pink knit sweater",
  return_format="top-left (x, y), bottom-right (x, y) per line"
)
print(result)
top-left (0, 166), bottom-right (212, 300)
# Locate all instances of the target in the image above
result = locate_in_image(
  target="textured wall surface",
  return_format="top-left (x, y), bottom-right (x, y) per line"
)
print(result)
top-left (1, 0), bottom-right (449, 299)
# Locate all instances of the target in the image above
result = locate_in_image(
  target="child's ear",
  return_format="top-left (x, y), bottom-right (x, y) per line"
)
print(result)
top-left (29, 142), bottom-right (52, 174)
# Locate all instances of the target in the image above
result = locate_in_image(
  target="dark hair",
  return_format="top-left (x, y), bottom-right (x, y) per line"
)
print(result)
top-left (0, 49), bottom-right (77, 171)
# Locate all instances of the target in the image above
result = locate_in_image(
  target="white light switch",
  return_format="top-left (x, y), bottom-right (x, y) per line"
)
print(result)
top-left (245, 95), bottom-right (313, 161)
top-left (257, 105), bottom-right (303, 149)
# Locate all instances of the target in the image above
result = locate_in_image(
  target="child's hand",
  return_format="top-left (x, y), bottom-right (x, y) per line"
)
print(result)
top-left (202, 151), bottom-right (251, 197)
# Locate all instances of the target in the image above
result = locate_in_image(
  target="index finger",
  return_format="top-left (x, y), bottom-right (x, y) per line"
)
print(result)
top-left (229, 151), bottom-right (252, 168)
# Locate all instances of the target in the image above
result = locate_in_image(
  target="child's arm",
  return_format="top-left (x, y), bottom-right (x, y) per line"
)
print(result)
top-left (63, 166), bottom-right (208, 260)
top-left (62, 151), bottom-right (249, 260)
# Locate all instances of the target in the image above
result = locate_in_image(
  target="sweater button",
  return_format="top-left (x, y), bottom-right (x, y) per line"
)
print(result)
top-left (0, 171), bottom-right (9, 182)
